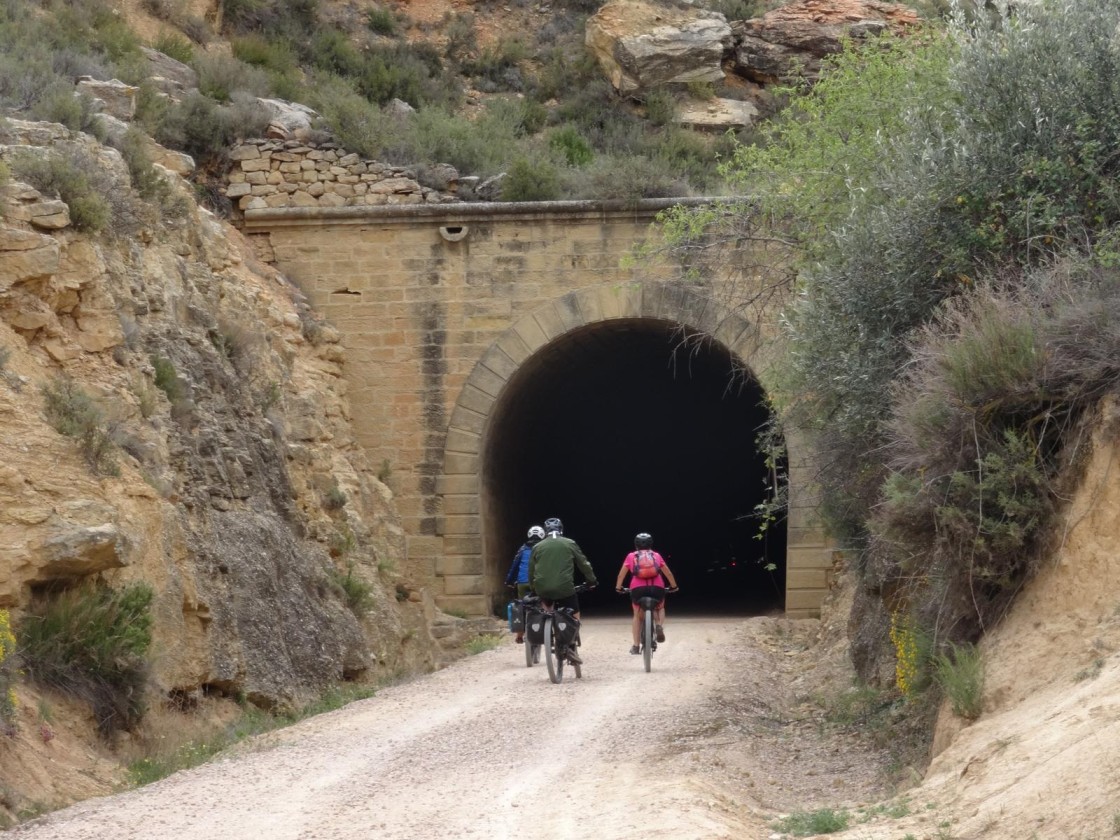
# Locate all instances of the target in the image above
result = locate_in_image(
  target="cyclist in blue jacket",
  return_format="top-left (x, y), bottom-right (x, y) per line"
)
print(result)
top-left (506, 525), bottom-right (544, 642)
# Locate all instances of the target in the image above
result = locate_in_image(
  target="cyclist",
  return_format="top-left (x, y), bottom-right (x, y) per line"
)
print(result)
top-left (615, 532), bottom-right (679, 655)
top-left (528, 517), bottom-right (597, 664)
top-left (505, 524), bottom-right (545, 643)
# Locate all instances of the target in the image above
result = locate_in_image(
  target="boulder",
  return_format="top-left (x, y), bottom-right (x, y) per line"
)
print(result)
top-left (586, 0), bottom-right (732, 94)
top-left (676, 96), bottom-right (760, 130)
top-left (76, 77), bottom-right (138, 121)
top-left (141, 46), bottom-right (199, 97)
top-left (731, 0), bottom-right (920, 84)
top-left (260, 98), bottom-right (319, 142)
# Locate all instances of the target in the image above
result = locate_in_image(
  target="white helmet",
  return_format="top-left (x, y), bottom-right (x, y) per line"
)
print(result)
top-left (527, 525), bottom-right (545, 543)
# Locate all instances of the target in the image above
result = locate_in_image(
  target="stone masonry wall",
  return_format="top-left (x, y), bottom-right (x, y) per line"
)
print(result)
top-left (240, 201), bottom-right (837, 618)
top-left (226, 140), bottom-right (458, 218)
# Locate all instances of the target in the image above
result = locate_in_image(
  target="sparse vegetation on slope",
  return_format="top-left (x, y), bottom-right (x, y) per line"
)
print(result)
top-left (0, 0), bottom-right (756, 200)
top-left (660, 0), bottom-right (1120, 697)
top-left (18, 583), bottom-right (154, 736)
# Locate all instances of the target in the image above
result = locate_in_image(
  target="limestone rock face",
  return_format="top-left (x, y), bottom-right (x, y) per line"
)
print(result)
top-left (676, 96), bottom-right (760, 130)
top-left (260, 98), bottom-right (319, 142)
top-left (140, 47), bottom-right (199, 98)
top-left (586, 0), bottom-right (732, 94)
top-left (731, 0), bottom-right (920, 84)
top-left (0, 119), bottom-right (439, 712)
top-left (76, 77), bottom-right (138, 121)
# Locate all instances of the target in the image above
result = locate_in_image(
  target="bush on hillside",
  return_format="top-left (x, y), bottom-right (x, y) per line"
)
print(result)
top-left (41, 376), bottom-right (120, 475)
top-left (11, 148), bottom-right (112, 232)
top-left (0, 609), bottom-right (15, 730)
top-left (657, 0), bottom-right (1120, 656)
top-left (19, 582), bottom-right (154, 736)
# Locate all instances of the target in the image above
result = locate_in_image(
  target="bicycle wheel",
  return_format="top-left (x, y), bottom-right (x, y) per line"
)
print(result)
top-left (524, 635), bottom-right (536, 668)
top-left (642, 608), bottom-right (653, 673)
top-left (543, 616), bottom-right (563, 683)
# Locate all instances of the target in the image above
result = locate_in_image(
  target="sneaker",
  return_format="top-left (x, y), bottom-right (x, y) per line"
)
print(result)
top-left (567, 648), bottom-right (583, 665)
top-left (629, 645), bottom-right (640, 655)
top-left (655, 624), bottom-right (666, 643)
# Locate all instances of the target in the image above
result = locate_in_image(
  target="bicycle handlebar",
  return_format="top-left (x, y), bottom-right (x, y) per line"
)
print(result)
top-left (618, 586), bottom-right (679, 593)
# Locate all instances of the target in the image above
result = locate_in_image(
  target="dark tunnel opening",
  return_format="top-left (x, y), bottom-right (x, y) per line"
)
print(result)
top-left (481, 318), bottom-right (786, 618)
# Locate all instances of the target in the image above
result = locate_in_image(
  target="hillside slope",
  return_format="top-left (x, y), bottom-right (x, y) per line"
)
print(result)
top-left (822, 399), bottom-right (1120, 839)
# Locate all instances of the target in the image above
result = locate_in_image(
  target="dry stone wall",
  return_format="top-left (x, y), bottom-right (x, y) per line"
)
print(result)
top-left (226, 140), bottom-right (459, 218)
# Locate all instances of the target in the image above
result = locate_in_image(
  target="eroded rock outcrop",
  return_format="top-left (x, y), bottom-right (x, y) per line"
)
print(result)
top-left (586, 0), bottom-right (732, 94)
top-left (731, 0), bottom-right (921, 84)
top-left (0, 120), bottom-right (441, 714)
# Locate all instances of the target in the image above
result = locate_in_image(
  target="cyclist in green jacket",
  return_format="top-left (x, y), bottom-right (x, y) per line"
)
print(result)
top-left (529, 517), bottom-right (597, 662)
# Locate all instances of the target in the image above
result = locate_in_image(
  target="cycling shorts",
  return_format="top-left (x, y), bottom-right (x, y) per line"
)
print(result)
top-left (630, 585), bottom-right (666, 607)
top-left (540, 593), bottom-right (580, 612)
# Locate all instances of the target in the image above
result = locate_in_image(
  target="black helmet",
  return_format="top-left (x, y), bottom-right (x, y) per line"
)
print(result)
top-left (527, 525), bottom-right (545, 543)
top-left (634, 532), bottom-right (653, 549)
top-left (544, 517), bottom-right (563, 535)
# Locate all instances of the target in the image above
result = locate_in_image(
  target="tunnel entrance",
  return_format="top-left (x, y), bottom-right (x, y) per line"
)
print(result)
top-left (481, 318), bottom-right (785, 617)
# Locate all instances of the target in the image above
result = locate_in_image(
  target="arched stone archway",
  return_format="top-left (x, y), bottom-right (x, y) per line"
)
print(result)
top-left (437, 282), bottom-right (834, 617)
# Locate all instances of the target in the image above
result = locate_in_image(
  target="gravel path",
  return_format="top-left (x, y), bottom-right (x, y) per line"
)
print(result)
top-left (10, 616), bottom-right (891, 840)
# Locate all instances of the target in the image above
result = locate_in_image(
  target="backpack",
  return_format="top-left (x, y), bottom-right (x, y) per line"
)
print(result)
top-left (633, 549), bottom-right (660, 580)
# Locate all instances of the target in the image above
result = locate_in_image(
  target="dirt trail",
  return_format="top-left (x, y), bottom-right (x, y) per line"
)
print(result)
top-left (11, 616), bottom-right (872, 840)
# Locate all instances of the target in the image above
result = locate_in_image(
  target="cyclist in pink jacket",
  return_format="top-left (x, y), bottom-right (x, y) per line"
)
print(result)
top-left (614, 532), bottom-right (679, 654)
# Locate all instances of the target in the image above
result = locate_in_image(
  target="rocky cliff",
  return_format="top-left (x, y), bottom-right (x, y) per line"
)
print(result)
top-left (0, 119), bottom-right (442, 716)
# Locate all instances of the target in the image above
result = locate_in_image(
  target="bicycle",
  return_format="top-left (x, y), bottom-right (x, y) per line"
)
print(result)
top-left (620, 585), bottom-right (677, 673)
top-left (527, 583), bottom-right (592, 684)
top-left (515, 594), bottom-right (542, 668)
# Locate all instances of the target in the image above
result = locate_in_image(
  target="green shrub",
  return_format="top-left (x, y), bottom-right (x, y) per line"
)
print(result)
top-left (195, 51), bottom-right (271, 102)
top-left (773, 808), bottom-right (851, 836)
top-left (933, 642), bottom-right (983, 719)
top-left (366, 5), bottom-right (397, 36)
top-left (0, 609), bottom-right (16, 729)
top-left (11, 149), bottom-right (111, 233)
top-left (303, 72), bottom-right (394, 160)
top-left (569, 154), bottom-right (689, 201)
top-left (382, 103), bottom-right (518, 176)
top-left (231, 33), bottom-right (299, 79)
top-left (152, 32), bottom-right (193, 64)
top-left (41, 377), bottom-right (119, 476)
top-left (19, 582), bottom-right (153, 735)
top-left (643, 88), bottom-right (676, 127)
top-left (549, 126), bottom-right (593, 166)
top-left (152, 91), bottom-right (268, 169)
top-left (323, 482), bottom-right (347, 511)
top-left (356, 44), bottom-right (460, 110)
top-left (686, 80), bottom-right (716, 100)
top-left (108, 125), bottom-right (183, 214)
top-left (643, 126), bottom-right (720, 192)
top-left (465, 634), bottom-right (503, 655)
top-left (443, 12), bottom-right (478, 66)
top-left (462, 37), bottom-right (528, 93)
top-left (150, 354), bottom-right (182, 402)
top-left (29, 85), bottom-right (103, 135)
top-left (222, 0), bottom-right (319, 41)
top-left (329, 561), bottom-right (375, 615)
top-left (502, 155), bottom-right (560, 201)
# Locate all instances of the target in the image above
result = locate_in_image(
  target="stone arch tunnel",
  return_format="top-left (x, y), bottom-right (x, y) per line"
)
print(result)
top-left (483, 318), bottom-right (786, 616)
top-left (241, 197), bottom-right (837, 619)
